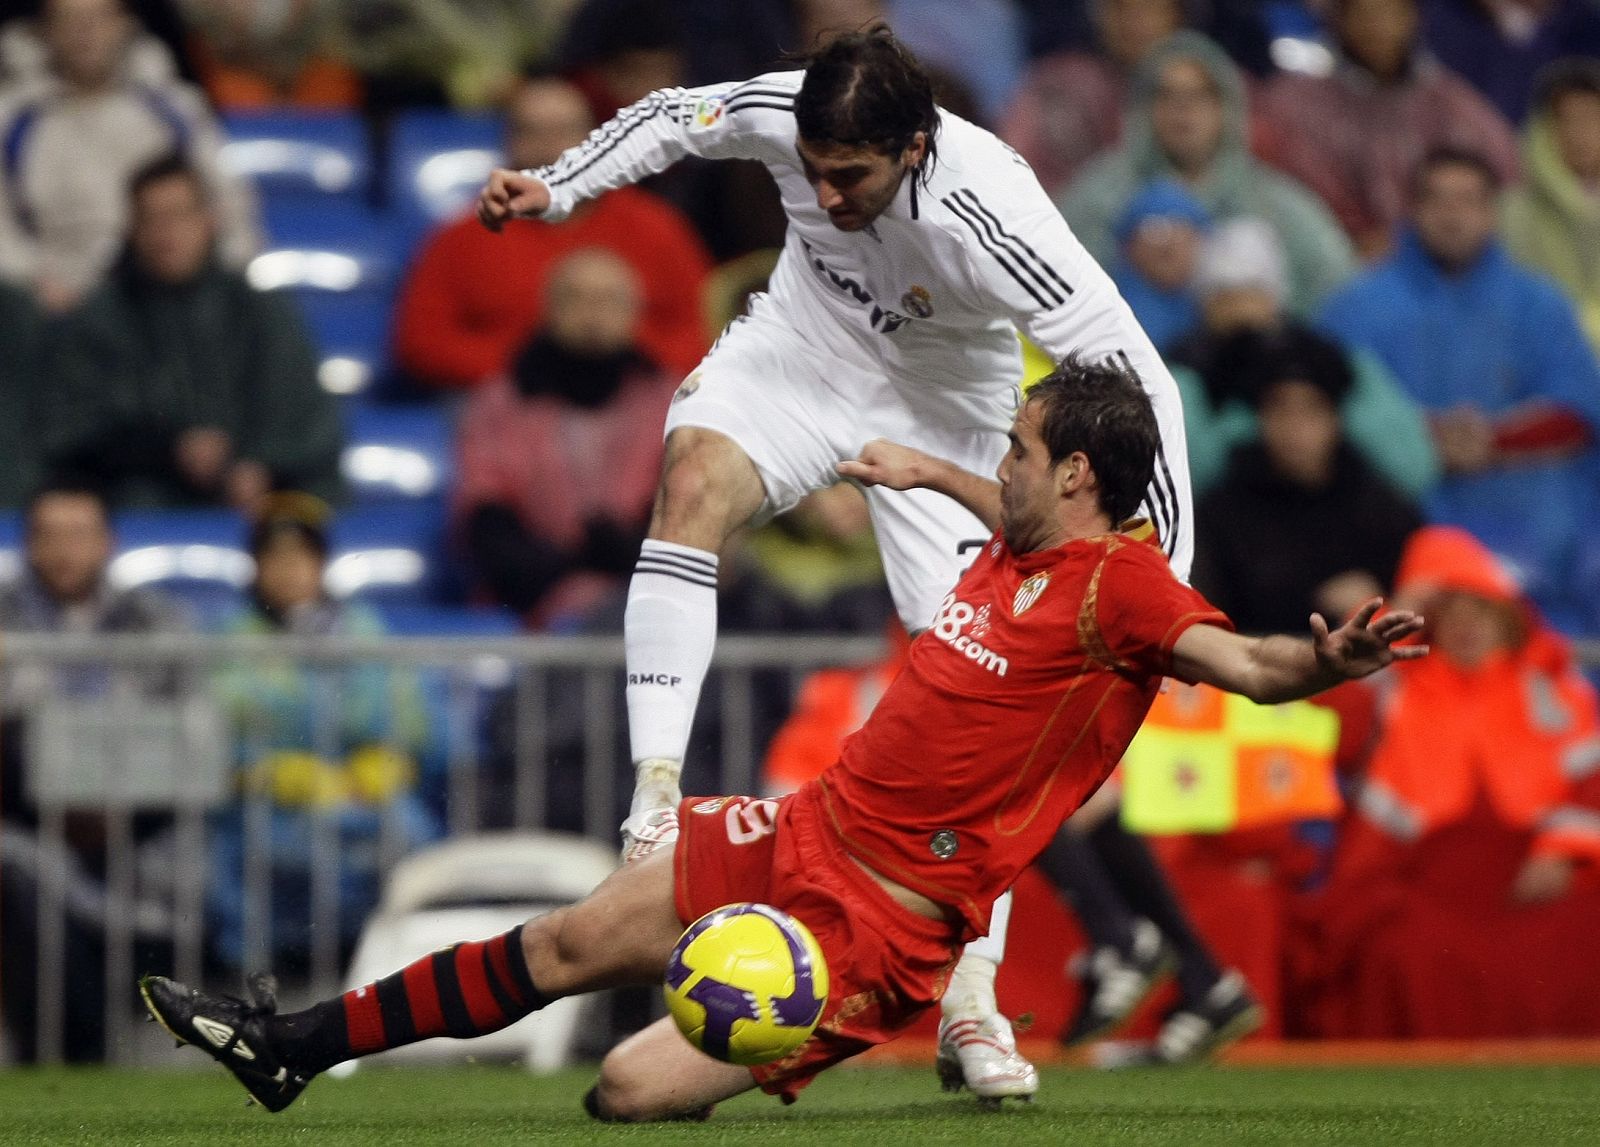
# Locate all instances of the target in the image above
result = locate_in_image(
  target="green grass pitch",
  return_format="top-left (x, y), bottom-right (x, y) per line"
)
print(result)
top-left (2, 1063), bottom-right (1597, 1145)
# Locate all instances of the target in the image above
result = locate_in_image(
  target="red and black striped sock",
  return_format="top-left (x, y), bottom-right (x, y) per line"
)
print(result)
top-left (269, 924), bottom-right (550, 1073)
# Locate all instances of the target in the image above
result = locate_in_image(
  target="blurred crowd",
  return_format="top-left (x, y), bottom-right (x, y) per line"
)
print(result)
top-left (3, 0), bottom-right (1600, 1058)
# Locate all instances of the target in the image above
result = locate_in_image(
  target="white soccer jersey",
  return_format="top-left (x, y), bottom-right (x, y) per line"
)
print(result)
top-left (532, 71), bottom-right (1193, 577)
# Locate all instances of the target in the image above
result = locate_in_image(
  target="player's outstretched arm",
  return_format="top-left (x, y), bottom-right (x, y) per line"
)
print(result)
top-left (477, 168), bottom-right (552, 232)
top-left (838, 438), bottom-right (1002, 530)
top-left (1171, 598), bottom-right (1427, 705)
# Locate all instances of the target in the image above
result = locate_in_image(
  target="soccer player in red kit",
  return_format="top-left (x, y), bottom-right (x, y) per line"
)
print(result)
top-left (140, 355), bottom-right (1424, 1120)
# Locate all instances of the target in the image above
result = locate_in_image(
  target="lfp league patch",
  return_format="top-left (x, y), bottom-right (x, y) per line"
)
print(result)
top-left (691, 98), bottom-right (725, 130)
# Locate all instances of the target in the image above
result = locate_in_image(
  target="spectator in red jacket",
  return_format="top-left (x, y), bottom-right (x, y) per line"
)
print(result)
top-left (451, 248), bottom-right (677, 629)
top-left (391, 74), bottom-right (712, 392)
top-left (1260, 0), bottom-right (1520, 259)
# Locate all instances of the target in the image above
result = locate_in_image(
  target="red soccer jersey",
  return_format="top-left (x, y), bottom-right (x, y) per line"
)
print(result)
top-left (803, 526), bottom-right (1230, 938)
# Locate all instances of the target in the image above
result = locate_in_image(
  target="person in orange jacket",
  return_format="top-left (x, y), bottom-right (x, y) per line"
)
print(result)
top-left (1300, 524), bottom-right (1600, 1037)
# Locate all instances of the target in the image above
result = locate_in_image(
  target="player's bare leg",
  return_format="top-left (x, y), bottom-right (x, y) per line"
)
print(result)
top-left (936, 890), bottom-right (1038, 1107)
top-left (141, 850), bottom-right (685, 1112)
top-left (622, 426), bottom-right (767, 861)
top-left (586, 1015), bottom-right (758, 1122)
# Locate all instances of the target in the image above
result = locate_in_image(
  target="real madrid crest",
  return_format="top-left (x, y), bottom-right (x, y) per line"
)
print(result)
top-left (900, 285), bottom-right (934, 318)
top-left (1013, 571), bottom-right (1050, 615)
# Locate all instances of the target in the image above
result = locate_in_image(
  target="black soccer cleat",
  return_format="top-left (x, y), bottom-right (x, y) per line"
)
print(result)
top-left (1061, 919), bottom-right (1175, 1047)
top-left (139, 972), bottom-right (314, 1113)
top-left (1146, 970), bottom-right (1265, 1065)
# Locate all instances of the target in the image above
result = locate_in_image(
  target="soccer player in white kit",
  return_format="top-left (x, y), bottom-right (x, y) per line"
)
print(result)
top-left (476, 28), bottom-right (1193, 1101)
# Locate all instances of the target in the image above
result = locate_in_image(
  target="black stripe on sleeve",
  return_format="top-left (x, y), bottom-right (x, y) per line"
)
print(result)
top-left (542, 94), bottom-right (660, 181)
top-left (723, 100), bottom-right (795, 115)
top-left (954, 190), bottom-right (1072, 304)
top-left (432, 949), bottom-right (474, 1037)
top-left (545, 94), bottom-right (684, 187)
top-left (1112, 349), bottom-right (1179, 556)
top-left (943, 195), bottom-right (1053, 310)
top-left (1153, 443), bottom-right (1182, 558)
top-left (958, 190), bottom-right (1074, 298)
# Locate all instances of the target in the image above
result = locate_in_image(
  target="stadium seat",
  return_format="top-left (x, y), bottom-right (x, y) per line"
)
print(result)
top-left (220, 110), bottom-right (371, 203)
top-left (387, 109), bottom-right (503, 236)
top-left (341, 404), bottom-right (455, 503)
top-left (0, 511), bottom-right (21, 584)
top-left (371, 603), bottom-right (521, 637)
top-left (331, 832), bottom-right (617, 1074)
top-left (251, 200), bottom-right (403, 398)
top-left (107, 509), bottom-right (253, 624)
top-left (326, 502), bottom-right (450, 605)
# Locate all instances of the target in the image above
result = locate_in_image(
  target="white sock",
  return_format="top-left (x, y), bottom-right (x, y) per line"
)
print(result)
top-left (944, 890), bottom-right (1011, 1020)
top-left (964, 888), bottom-right (1011, 963)
top-left (624, 539), bottom-right (719, 786)
top-left (943, 951), bottom-right (1000, 1021)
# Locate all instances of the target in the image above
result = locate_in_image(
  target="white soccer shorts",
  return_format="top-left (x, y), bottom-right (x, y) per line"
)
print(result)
top-left (665, 297), bottom-right (1019, 632)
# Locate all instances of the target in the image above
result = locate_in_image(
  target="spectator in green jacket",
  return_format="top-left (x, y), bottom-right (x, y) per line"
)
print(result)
top-left (44, 153), bottom-right (342, 512)
top-left (1056, 30), bottom-right (1357, 316)
top-left (1502, 59), bottom-right (1600, 359)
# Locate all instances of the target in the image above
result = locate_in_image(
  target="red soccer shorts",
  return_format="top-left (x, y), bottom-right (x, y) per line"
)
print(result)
top-left (674, 788), bottom-right (963, 1102)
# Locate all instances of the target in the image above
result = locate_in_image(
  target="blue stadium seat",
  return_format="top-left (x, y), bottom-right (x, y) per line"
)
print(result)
top-left (327, 502), bottom-right (451, 605)
top-left (221, 111), bottom-right (371, 203)
top-left (372, 603), bottom-right (521, 637)
top-left (107, 509), bottom-right (253, 624)
top-left (250, 200), bottom-right (403, 398)
top-left (342, 404), bottom-right (455, 503)
top-left (0, 511), bottom-right (22, 584)
top-left (387, 110), bottom-right (502, 237)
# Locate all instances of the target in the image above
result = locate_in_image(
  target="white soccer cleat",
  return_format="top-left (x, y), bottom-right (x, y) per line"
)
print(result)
top-left (620, 805), bottom-right (680, 864)
top-left (936, 1014), bottom-right (1039, 1108)
top-left (620, 759), bottom-right (682, 863)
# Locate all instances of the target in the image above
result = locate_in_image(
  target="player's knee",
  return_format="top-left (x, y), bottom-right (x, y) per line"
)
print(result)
top-left (590, 1052), bottom-right (657, 1122)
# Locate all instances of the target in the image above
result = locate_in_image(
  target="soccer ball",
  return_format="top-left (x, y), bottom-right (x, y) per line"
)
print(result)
top-left (663, 902), bottom-right (829, 1066)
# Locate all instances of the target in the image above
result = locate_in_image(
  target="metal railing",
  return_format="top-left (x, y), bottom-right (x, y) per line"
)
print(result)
top-left (0, 631), bottom-right (883, 1066)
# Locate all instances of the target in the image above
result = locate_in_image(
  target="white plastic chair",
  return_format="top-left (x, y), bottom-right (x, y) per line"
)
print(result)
top-left (330, 831), bottom-right (618, 1076)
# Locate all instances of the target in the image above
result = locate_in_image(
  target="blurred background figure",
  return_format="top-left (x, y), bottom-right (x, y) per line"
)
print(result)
top-left (451, 249), bottom-right (672, 630)
top-left (1190, 325), bottom-right (1423, 635)
top-left (44, 153), bottom-right (341, 512)
top-left (207, 494), bottom-right (438, 972)
top-left (1502, 58), bottom-right (1600, 357)
top-left (0, 282), bottom-right (46, 510)
top-left (392, 73), bottom-right (711, 392)
top-left (0, 481), bottom-right (190, 1062)
top-left (1002, 0), bottom-right (1187, 198)
top-left (1170, 217), bottom-right (1439, 501)
top-left (1421, 0), bottom-right (1600, 125)
top-left (1109, 179), bottom-right (1210, 350)
top-left (0, 0), bottom-right (260, 311)
top-left (1260, 0), bottom-right (1519, 259)
top-left (1320, 146), bottom-right (1600, 626)
top-left (178, 0), bottom-right (361, 110)
top-left (1057, 31), bottom-right (1356, 316)
top-left (1301, 525), bottom-right (1600, 1037)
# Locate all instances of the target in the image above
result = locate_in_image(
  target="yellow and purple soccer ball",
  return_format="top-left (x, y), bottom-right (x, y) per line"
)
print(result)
top-left (663, 902), bottom-right (829, 1066)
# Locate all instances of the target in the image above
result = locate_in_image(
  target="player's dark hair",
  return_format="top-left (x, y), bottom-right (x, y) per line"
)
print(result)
top-left (129, 151), bottom-right (205, 204)
top-left (795, 26), bottom-right (939, 178)
top-left (24, 477), bottom-right (111, 528)
top-left (1028, 354), bottom-right (1159, 525)
top-left (1411, 144), bottom-right (1500, 202)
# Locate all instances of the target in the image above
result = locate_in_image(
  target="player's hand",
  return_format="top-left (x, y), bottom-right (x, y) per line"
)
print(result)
top-left (476, 168), bottom-right (551, 232)
top-left (1310, 598), bottom-right (1427, 680)
top-left (836, 438), bottom-right (935, 491)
